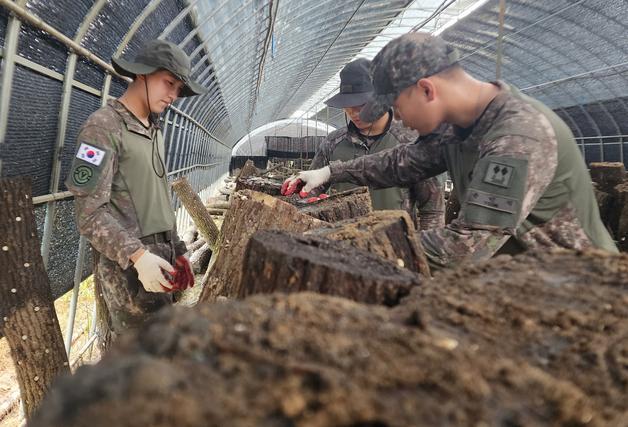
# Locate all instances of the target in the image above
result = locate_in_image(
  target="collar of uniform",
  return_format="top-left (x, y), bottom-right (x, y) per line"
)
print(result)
top-left (346, 109), bottom-right (393, 146)
top-left (108, 99), bottom-right (156, 138)
top-left (453, 81), bottom-right (506, 144)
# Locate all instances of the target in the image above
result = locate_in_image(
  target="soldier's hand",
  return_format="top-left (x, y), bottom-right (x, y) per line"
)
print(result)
top-left (281, 166), bottom-right (331, 195)
top-left (133, 250), bottom-right (174, 293)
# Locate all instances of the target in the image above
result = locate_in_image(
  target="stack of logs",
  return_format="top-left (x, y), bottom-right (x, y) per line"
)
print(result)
top-left (590, 162), bottom-right (628, 251)
top-left (19, 161), bottom-right (628, 426)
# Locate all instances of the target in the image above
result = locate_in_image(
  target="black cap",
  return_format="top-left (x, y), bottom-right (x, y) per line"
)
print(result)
top-left (325, 58), bottom-right (376, 109)
top-left (112, 40), bottom-right (206, 97)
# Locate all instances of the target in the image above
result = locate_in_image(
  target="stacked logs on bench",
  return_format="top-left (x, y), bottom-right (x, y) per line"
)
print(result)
top-left (590, 162), bottom-right (628, 251)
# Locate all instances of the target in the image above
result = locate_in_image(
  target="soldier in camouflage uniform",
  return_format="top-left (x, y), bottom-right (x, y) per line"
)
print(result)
top-left (311, 58), bottom-right (445, 230)
top-left (65, 40), bottom-right (205, 337)
top-left (284, 33), bottom-right (617, 269)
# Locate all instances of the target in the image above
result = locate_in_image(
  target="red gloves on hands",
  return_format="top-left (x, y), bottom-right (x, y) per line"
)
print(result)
top-left (162, 255), bottom-right (195, 292)
top-left (281, 178), bottom-right (307, 197)
top-left (280, 178), bottom-right (329, 203)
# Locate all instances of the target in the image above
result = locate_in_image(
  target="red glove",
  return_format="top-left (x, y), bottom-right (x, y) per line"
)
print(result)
top-left (281, 178), bottom-right (305, 196)
top-left (163, 256), bottom-right (195, 291)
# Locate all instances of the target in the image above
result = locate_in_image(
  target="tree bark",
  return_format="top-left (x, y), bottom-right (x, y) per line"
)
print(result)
top-left (172, 177), bottom-right (220, 250)
top-left (296, 187), bottom-right (372, 222)
top-left (198, 190), bottom-right (327, 302)
top-left (205, 201), bottom-right (231, 210)
top-left (445, 191), bottom-right (460, 224)
top-left (0, 177), bottom-right (70, 418)
top-left (190, 242), bottom-right (212, 274)
top-left (235, 176), bottom-right (283, 196)
top-left (240, 230), bottom-right (422, 306)
top-left (306, 210), bottom-right (431, 277)
top-left (613, 182), bottom-right (628, 252)
top-left (589, 162), bottom-right (626, 194)
top-left (185, 237), bottom-right (207, 255)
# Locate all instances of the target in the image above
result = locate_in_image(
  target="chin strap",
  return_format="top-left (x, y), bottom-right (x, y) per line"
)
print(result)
top-left (144, 76), bottom-right (167, 179)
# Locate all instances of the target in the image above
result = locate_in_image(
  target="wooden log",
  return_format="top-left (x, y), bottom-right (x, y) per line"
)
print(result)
top-left (172, 177), bottom-right (220, 251)
top-left (240, 231), bottom-right (421, 306)
top-left (206, 208), bottom-right (226, 216)
top-left (185, 237), bottom-right (207, 255)
top-left (613, 182), bottom-right (628, 252)
top-left (306, 210), bottom-right (431, 277)
top-left (235, 176), bottom-right (283, 196)
top-left (0, 177), bottom-right (70, 418)
top-left (181, 225), bottom-right (197, 246)
top-left (190, 243), bottom-right (212, 274)
top-left (589, 162), bottom-right (626, 194)
top-left (198, 190), bottom-right (327, 302)
top-left (445, 191), bottom-right (460, 224)
top-left (296, 187), bottom-right (372, 222)
top-left (235, 159), bottom-right (259, 181)
top-left (205, 200), bottom-right (230, 210)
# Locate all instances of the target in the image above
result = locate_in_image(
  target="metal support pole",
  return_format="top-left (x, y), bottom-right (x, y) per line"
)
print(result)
top-left (41, 53), bottom-right (79, 267)
top-left (0, 0), bottom-right (27, 175)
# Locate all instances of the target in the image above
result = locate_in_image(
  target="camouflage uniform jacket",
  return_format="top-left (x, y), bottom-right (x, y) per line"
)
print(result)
top-left (310, 115), bottom-right (445, 229)
top-left (328, 82), bottom-right (617, 268)
top-left (65, 99), bottom-right (186, 270)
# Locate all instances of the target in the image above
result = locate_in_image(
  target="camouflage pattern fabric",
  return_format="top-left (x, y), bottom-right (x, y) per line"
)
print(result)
top-left (66, 99), bottom-right (187, 333)
top-left (310, 116), bottom-right (445, 230)
top-left (94, 242), bottom-right (174, 335)
top-left (329, 82), bottom-right (617, 268)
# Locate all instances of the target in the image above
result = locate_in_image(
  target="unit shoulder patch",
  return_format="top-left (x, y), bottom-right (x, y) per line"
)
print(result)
top-left (483, 161), bottom-right (514, 188)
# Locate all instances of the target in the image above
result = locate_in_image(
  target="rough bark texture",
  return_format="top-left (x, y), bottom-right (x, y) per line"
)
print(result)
top-left (185, 237), bottom-right (207, 255)
top-left (172, 177), bottom-right (220, 250)
top-left (445, 190), bottom-right (460, 224)
top-left (613, 182), bottom-right (628, 251)
top-left (306, 210), bottom-right (431, 277)
top-left (0, 177), bottom-right (70, 418)
top-left (235, 159), bottom-right (259, 181)
top-left (31, 293), bottom-right (600, 427)
top-left (296, 187), bottom-right (372, 222)
top-left (589, 162), bottom-right (626, 194)
top-left (198, 190), bottom-right (327, 302)
top-left (235, 176), bottom-right (283, 196)
top-left (240, 231), bottom-right (421, 306)
top-left (189, 242), bottom-right (212, 274)
top-left (392, 249), bottom-right (628, 425)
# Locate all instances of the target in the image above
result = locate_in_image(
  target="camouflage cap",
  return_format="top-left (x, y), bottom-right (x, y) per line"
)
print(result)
top-left (360, 33), bottom-right (459, 122)
top-left (112, 40), bottom-right (206, 97)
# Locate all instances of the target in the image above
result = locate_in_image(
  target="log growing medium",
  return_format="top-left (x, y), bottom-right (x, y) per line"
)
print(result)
top-left (393, 249), bottom-right (628, 425)
top-left (198, 190), bottom-right (327, 302)
top-left (613, 182), bottom-right (628, 251)
top-left (589, 162), bottom-right (626, 194)
top-left (235, 176), bottom-right (283, 196)
top-left (31, 293), bottom-right (601, 427)
top-left (295, 187), bottom-right (372, 222)
top-left (171, 176), bottom-right (220, 250)
top-left (0, 177), bottom-right (70, 418)
top-left (306, 210), bottom-right (431, 277)
top-left (240, 230), bottom-right (422, 306)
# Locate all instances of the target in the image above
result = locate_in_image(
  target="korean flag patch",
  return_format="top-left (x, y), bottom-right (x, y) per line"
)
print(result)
top-left (76, 142), bottom-right (106, 166)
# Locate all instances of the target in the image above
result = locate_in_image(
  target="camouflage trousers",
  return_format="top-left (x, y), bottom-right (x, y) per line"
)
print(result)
top-left (94, 242), bottom-right (175, 337)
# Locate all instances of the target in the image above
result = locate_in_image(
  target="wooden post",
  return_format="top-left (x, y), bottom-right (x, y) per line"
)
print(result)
top-left (0, 177), bottom-right (70, 418)
top-left (240, 230), bottom-right (422, 306)
top-left (306, 210), bottom-right (431, 277)
top-left (589, 162), bottom-right (626, 194)
top-left (198, 190), bottom-right (327, 302)
top-left (172, 176), bottom-right (220, 250)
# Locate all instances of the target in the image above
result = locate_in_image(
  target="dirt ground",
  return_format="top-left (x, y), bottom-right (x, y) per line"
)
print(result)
top-left (30, 292), bottom-right (601, 427)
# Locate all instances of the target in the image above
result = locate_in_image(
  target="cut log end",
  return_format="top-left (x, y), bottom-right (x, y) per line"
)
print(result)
top-left (240, 230), bottom-right (421, 306)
